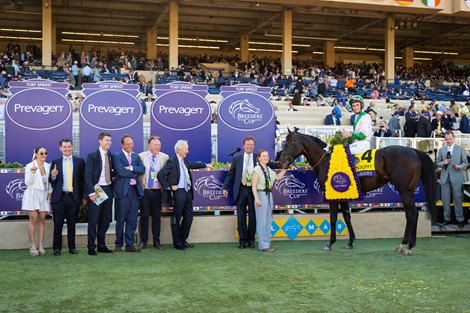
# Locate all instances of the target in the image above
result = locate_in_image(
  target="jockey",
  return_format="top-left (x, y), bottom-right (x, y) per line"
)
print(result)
top-left (342, 95), bottom-right (372, 155)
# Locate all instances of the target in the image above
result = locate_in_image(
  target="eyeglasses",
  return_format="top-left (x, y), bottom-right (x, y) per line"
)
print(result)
top-left (39, 152), bottom-right (48, 155)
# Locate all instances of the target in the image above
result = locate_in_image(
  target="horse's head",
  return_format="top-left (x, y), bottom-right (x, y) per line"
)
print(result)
top-left (277, 128), bottom-right (303, 169)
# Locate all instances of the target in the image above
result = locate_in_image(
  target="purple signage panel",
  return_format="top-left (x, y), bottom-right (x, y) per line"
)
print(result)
top-left (151, 90), bottom-right (211, 163)
top-left (191, 170), bottom-right (236, 207)
top-left (79, 89), bottom-right (143, 156)
top-left (153, 82), bottom-right (209, 98)
top-left (5, 85), bottom-right (72, 165)
top-left (217, 89), bottom-right (275, 163)
top-left (0, 172), bottom-right (27, 211)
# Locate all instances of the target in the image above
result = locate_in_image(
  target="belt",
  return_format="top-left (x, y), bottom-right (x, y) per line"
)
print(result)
top-left (62, 191), bottom-right (73, 196)
top-left (257, 189), bottom-right (272, 192)
top-left (145, 189), bottom-right (161, 192)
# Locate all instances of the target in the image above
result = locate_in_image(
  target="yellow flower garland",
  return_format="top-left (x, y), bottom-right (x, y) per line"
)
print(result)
top-left (325, 145), bottom-right (360, 201)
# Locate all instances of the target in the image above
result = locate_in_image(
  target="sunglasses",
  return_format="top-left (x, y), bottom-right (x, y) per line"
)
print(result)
top-left (39, 152), bottom-right (48, 156)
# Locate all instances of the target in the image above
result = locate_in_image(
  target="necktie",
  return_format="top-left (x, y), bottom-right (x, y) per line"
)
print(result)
top-left (127, 153), bottom-right (136, 185)
top-left (147, 154), bottom-right (156, 189)
top-left (181, 158), bottom-right (189, 192)
top-left (437, 120), bottom-right (441, 133)
top-left (242, 155), bottom-right (251, 186)
top-left (65, 157), bottom-right (73, 192)
top-left (104, 152), bottom-right (111, 184)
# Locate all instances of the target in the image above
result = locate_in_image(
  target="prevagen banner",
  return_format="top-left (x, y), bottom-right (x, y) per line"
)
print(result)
top-left (217, 84), bottom-right (275, 163)
top-left (80, 81), bottom-right (143, 157)
top-left (152, 82), bottom-right (211, 163)
top-left (5, 80), bottom-right (72, 165)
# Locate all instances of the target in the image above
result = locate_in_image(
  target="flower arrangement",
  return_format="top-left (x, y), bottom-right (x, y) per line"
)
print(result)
top-left (326, 131), bottom-right (354, 152)
top-left (324, 145), bottom-right (362, 201)
top-left (0, 161), bottom-right (23, 168)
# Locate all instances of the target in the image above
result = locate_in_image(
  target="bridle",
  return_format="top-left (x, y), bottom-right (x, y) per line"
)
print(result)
top-left (282, 139), bottom-right (327, 170)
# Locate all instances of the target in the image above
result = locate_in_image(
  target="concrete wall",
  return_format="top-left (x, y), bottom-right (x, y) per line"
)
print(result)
top-left (0, 212), bottom-right (430, 250)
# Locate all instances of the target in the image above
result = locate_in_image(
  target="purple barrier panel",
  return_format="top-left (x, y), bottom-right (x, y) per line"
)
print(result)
top-left (191, 170), bottom-right (236, 207)
top-left (151, 84), bottom-right (211, 163)
top-left (5, 80), bottom-right (72, 164)
top-left (81, 81), bottom-right (140, 97)
top-left (79, 88), bottom-right (143, 156)
top-left (217, 84), bottom-right (275, 163)
top-left (153, 82), bottom-right (209, 98)
top-left (0, 170), bottom-right (27, 211)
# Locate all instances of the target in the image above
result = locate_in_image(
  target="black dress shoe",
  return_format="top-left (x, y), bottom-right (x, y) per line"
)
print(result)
top-left (248, 242), bottom-right (255, 249)
top-left (175, 245), bottom-right (187, 250)
top-left (238, 243), bottom-right (246, 249)
top-left (458, 222), bottom-right (465, 228)
top-left (53, 250), bottom-right (61, 256)
top-left (140, 242), bottom-right (147, 250)
top-left (125, 246), bottom-right (141, 253)
top-left (97, 247), bottom-right (113, 253)
top-left (69, 249), bottom-right (79, 255)
top-left (88, 249), bottom-right (97, 256)
top-left (153, 243), bottom-right (164, 250)
top-left (442, 220), bottom-right (451, 225)
top-left (183, 243), bottom-right (194, 248)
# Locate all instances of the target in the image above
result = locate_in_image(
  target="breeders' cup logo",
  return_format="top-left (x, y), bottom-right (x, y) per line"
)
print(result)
top-left (152, 91), bottom-right (211, 131)
top-left (6, 179), bottom-right (27, 201)
top-left (274, 174), bottom-right (308, 199)
top-left (194, 175), bottom-right (225, 200)
top-left (365, 187), bottom-right (383, 198)
top-left (6, 89), bottom-right (72, 130)
top-left (229, 99), bottom-right (261, 124)
top-left (313, 178), bottom-right (324, 195)
top-left (80, 90), bottom-right (142, 130)
top-left (218, 93), bottom-right (274, 131)
top-left (388, 182), bottom-right (420, 195)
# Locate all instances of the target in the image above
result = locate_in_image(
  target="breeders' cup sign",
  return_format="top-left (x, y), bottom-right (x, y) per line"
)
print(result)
top-left (217, 84), bottom-right (275, 163)
top-left (5, 80), bottom-right (72, 164)
top-left (0, 172), bottom-right (28, 211)
top-left (152, 83), bottom-right (211, 163)
top-left (80, 82), bottom-right (143, 156)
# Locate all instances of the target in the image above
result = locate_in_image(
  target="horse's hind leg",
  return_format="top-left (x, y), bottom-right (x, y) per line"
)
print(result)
top-left (397, 192), bottom-right (418, 256)
top-left (324, 203), bottom-right (338, 251)
top-left (340, 202), bottom-right (355, 249)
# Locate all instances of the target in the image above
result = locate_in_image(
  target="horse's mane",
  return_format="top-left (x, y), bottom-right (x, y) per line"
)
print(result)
top-left (293, 132), bottom-right (327, 149)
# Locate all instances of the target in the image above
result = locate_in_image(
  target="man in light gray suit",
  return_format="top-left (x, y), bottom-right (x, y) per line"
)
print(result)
top-left (437, 131), bottom-right (468, 228)
top-left (138, 136), bottom-right (169, 249)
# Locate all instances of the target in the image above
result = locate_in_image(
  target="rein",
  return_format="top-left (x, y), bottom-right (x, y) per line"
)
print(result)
top-left (310, 151), bottom-right (327, 169)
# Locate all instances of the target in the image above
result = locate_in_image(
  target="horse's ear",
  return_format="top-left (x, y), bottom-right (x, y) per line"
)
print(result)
top-left (287, 128), bottom-right (292, 134)
top-left (294, 127), bottom-right (299, 133)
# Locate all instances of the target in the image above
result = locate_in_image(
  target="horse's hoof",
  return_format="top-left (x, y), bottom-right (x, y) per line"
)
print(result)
top-left (401, 248), bottom-right (412, 256)
top-left (324, 245), bottom-right (331, 251)
top-left (346, 244), bottom-right (353, 249)
top-left (395, 244), bottom-right (405, 253)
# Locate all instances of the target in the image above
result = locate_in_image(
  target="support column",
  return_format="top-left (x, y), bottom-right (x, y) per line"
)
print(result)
top-left (51, 16), bottom-right (56, 57)
top-left (42, 0), bottom-right (52, 67)
top-left (323, 41), bottom-right (335, 68)
top-left (385, 16), bottom-right (395, 83)
top-left (402, 46), bottom-right (414, 69)
top-left (147, 28), bottom-right (157, 60)
top-left (240, 35), bottom-right (249, 63)
top-left (282, 8), bottom-right (292, 76)
top-left (169, 0), bottom-right (179, 70)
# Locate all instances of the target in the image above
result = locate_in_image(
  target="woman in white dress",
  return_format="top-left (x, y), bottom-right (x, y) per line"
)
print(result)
top-left (22, 147), bottom-right (52, 256)
top-left (251, 149), bottom-right (286, 252)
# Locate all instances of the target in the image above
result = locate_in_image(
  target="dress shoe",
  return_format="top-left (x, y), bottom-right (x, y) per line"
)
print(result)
top-left (97, 247), bottom-right (113, 253)
top-left (153, 243), bottom-right (164, 250)
top-left (53, 250), bottom-right (62, 256)
top-left (140, 242), bottom-right (147, 250)
top-left (458, 222), bottom-right (465, 228)
top-left (114, 246), bottom-right (122, 252)
top-left (248, 242), bottom-right (255, 249)
top-left (175, 245), bottom-right (187, 250)
top-left (183, 243), bottom-right (194, 248)
top-left (29, 246), bottom-right (39, 257)
top-left (442, 220), bottom-right (451, 225)
top-left (38, 247), bottom-right (46, 255)
top-left (261, 248), bottom-right (276, 253)
top-left (69, 249), bottom-right (79, 255)
top-left (125, 246), bottom-right (141, 253)
top-left (238, 243), bottom-right (246, 249)
top-left (88, 249), bottom-right (97, 256)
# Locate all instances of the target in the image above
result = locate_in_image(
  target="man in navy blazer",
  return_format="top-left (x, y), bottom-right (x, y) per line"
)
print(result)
top-left (49, 138), bottom-right (85, 256)
top-left (157, 140), bottom-right (209, 250)
top-left (84, 132), bottom-right (114, 256)
top-left (113, 135), bottom-right (145, 252)
top-left (223, 136), bottom-right (257, 249)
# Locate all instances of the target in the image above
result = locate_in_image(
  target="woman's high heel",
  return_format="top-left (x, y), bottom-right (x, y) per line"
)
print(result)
top-left (30, 246), bottom-right (39, 257)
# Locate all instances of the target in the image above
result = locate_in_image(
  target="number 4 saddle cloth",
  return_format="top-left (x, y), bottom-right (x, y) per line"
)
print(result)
top-left (353, 149), bottom-right (377, 177)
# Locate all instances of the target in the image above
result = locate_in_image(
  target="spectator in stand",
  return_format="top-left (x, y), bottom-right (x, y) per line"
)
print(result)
top-left (388, 111), bottom-right (401, 137)
top-left (82, 63), bottom-right (92, 83)
top-left (71, 61), bottom-right (79, 87)
top-left (317, 79), bottom-right (326, 96)
top-left (345, 77), bottom-right (355, 91)
top-left (330, 76), bottom-right (338, 90)
top-left (404, 109), bottom-right (418, 138)
top-left (292, 89), bottom-right (301, 106)
top-left (459, 109), bottom-right (470, 134)
top-left (416, 110), bottom-right (432, 138)
top-left (373, 120), bottom-right (392, 137)
top-left (431, 111), bottom-right (451, 137)
top-left (324, 109), bottom-right (341, 126)
top-left (287, 102), bottom-right (298, 112)
top-left (365, 102), bottom-right (378, 126)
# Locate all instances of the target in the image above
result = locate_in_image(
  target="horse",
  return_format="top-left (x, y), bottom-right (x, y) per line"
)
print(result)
top-left (277, 129), bottom-right (437, 255)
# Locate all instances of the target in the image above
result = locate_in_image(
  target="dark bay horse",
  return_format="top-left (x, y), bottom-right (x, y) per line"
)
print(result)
top-left (277, 129), bottom-right (437, 255)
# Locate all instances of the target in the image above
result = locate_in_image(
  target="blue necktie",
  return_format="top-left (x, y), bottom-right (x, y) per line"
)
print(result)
top-left (147, 155), bottom-right (156, 189)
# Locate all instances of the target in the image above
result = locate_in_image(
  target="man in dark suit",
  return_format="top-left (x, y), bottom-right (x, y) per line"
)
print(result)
top-left (138, 136), bottom-right (169, 250)
top-left (49, 139), bottom-right (85, 256)
top-left (157, 140), bottom-right (209, 250)
top-left (84, 132), bottom-right (114, 256)
top-left (223, 136), bottom-right (257, 249)
top-left (431, 111), bottom-right (451, 137)
top-left (324, 110), bottom-right (341, 126)
top-left (373, 120), bottom-right (393, 137)
top-left (113, 135), bottom-right (145, 252)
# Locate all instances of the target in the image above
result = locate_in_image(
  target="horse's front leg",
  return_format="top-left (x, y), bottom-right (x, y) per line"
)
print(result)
top-left (324, 203), bottom-right (338, 251)
top-left (340, 202), bottom-right (355, 249)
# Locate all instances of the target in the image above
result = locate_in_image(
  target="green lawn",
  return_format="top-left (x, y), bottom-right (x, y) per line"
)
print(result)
top-left (1, 238), bottom-right (469, 313)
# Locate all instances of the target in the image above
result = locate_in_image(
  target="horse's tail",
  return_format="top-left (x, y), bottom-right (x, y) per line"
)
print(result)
top-left (417, 150), bottom-right (437, 222)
